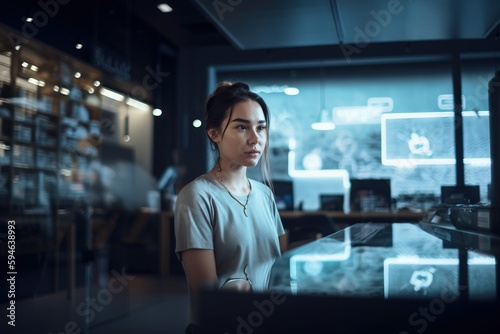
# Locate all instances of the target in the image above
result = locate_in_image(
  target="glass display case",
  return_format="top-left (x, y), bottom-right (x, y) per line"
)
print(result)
top-left (199, 221), bottom-right (500, 333)
top-left (270, 223), bottom-right (497, 300)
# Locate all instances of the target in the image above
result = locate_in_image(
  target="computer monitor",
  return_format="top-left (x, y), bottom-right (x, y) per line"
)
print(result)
top-left (441, 185), bottom-right (480, 205)
top-left (349, 178), bottom-right (392, 212)
top-left (272, 180), bottom-right (294, 211)
top-left (292, 172), bottom-right (350, 212)
top-left (319, 194), bottom-right (344, 212)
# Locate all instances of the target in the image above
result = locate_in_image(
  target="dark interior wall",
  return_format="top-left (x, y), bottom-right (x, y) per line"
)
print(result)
top-left (176, 47), bottom-right (212, 186)
top-left (152, 49), bottom-right (177, 180)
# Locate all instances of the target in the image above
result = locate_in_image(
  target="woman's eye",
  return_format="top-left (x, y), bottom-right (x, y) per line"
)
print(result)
top-left (237, 125), bottom-right (247, 130)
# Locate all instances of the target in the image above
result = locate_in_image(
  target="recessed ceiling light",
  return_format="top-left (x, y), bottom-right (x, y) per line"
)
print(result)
top-left (157, 3), bottom-right (173, 13)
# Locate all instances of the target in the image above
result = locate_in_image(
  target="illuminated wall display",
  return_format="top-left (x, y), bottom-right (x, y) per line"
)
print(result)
top-left (218, 59), bottom-right (493, 203)
top-left (381, 111), bottom-right (490, 166)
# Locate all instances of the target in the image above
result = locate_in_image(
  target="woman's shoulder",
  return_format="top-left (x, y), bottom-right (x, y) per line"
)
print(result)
top-left (249, 179), bottom-right (273, 197)
top-left (178, 174), bottom-right (216, 197)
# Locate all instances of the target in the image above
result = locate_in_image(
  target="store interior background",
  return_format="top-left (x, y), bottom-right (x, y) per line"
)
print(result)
top-left (1, 0), bottom-right (500, 333)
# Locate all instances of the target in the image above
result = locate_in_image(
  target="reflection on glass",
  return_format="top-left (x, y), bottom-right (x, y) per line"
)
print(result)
top-left (384, 257), bottom-right (459, 300)
top-left (468, 254), bottom-right (496, 301)
top-left (270, 223), bottom-right (497, 302)
top-left (289, 228), bottom-right (351, 294)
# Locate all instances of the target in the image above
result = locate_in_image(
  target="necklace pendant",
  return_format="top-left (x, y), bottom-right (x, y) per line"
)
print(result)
top-left (215, 173), bottom-right (251, 218)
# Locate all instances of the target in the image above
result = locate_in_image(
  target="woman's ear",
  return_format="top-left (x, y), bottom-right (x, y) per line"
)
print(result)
top-left (208, 129), bottom-right (219, 142)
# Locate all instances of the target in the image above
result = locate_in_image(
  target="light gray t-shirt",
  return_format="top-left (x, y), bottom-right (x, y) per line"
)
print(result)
top-left (174, 174), bottom-right (285, 323)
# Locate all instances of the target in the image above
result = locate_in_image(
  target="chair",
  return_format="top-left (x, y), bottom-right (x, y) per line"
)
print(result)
top-left (281, 214), bottom-right (338, 250)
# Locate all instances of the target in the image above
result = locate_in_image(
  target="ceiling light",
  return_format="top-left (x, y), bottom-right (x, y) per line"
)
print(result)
top-left (152, 108), bottom-right (162, 116)
top-left (123, 114), bottom-right (130, 142)
top-left (284, 87), bottom-right (299, 95)
top-left (27, 78), bottom-right (45, 87)
top-left (126, 97), bottom-right (150, 111)
top-left (311, 109), bottom-right (336, 130)
top-left (311, 68), bottom-right (335, 131)
top-left (75, 43), bottom-right (83, 49)
top-left (101, 87), bottom-right (124, 102)
top-left (74, 72), bottom-right (81, 78)
top-left (157, 3), bottom-right (173, 13)
top-left (25, 9), bottom-right (34, 23)
top-left (27, 79), bottom-right (38, 87)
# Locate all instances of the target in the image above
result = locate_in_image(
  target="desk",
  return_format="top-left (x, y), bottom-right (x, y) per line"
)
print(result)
top-left (279, 210), bottom-right (424, 226)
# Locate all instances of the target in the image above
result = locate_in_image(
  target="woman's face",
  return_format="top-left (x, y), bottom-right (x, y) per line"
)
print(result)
top-left (212, 100), bottom-right (267, 168)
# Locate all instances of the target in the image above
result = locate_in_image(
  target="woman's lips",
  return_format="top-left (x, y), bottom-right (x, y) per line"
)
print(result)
top-left (245, 150), bottom-right (260, 157)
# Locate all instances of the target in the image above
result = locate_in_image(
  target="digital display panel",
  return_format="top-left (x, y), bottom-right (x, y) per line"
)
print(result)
top-left (381, 111), bottom-right (489, 166)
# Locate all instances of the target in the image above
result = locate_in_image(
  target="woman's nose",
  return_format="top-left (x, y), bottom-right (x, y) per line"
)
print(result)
top-left (248, 129), bottom-right (259, 144)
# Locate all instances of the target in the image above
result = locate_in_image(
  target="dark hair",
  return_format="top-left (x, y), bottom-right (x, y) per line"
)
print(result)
top-left (205, 81), bottom-right (272, 188)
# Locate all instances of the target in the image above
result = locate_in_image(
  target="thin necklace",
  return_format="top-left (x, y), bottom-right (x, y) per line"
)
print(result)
top-left (215, 173), bottom-right (252, 217)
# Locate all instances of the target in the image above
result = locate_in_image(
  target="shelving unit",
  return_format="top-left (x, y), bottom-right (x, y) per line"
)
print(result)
top-left (0, 24), bottom-right (107, 301)
top-left (0, 30), bottom-right (103, 216)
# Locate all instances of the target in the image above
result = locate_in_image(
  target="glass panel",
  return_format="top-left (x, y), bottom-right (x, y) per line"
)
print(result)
top-left (461, 58), bottom-right (494, 202)
top-left (217, 61), bottom-right (455, 210)
top-left (271, 223), bottom-right (497, 301)
top-left (0, 25), bottom-right (132, 332)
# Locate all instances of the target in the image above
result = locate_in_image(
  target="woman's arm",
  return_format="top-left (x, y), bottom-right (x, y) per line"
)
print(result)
top-left (181, 249), bottom-right (218, 293)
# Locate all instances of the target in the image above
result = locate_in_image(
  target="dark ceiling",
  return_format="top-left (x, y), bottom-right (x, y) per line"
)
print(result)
top-left (192, 0), bottom-right (500, 50)
top-left (0, 0), bottom-right (229, 55)
top-left (3, 0), bottom-right (500, 54)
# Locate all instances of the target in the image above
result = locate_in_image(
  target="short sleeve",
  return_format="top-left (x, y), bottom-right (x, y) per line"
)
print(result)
top-left (174, 182), bottom-right (214, 260)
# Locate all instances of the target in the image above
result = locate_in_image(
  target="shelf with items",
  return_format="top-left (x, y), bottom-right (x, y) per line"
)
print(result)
top-left (12, 143), bottom-right (35, 168)
top-left (0, 142), bottom-right (11, 166)
top-left (0, 27), bottom-right (103, 215)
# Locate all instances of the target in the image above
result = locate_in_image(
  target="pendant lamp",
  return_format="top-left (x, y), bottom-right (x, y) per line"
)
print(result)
top-left (311, 67), bottom-right (335, 131)
top-left (123, 107), bottom-right (130, 142)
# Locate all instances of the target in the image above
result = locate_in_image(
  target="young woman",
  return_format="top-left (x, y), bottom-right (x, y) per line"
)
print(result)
top-left (174, 82), bottom-right (285, 332)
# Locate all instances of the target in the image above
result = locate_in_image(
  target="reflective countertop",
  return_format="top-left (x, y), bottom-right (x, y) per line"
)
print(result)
top-left (270, 223), bottom-right (499, 301)
top-left (200, 222), bottom-right (500, 333)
